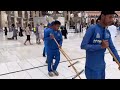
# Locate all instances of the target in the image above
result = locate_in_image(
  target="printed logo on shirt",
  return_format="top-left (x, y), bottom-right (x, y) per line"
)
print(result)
top-left (93, 39), bottom-right (102, 44)
top-left (58, 33), bottom-right (60, 36)
top-left (96, 33), bottom-right (100, 38)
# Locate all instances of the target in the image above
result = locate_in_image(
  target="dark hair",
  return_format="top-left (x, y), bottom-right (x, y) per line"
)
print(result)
top-left (28, 24), bottom-right (31, 26)
top-left (52, 20), bottom-right (61, 26)
top-left (91, 19), bottom-right (95, 24)
top-left (111, 22), bottom-right (115, 25)
top-left (96, 19), bottom-right (100, 23)
top-left (12, 24), bottom-right (15, 27)
top-left (64, 27), bottom-right (66, 30)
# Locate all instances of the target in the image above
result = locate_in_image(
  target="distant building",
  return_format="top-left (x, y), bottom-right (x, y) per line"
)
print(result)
top-left (85, 11), bottom-right (120, 23)
top-left (0, 11), bottom-right (43, 28)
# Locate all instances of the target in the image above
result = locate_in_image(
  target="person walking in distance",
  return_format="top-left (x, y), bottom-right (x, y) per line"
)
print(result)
top-left (11, 24), bottom-right (18, 40)
top-left (24, 24), bottom-right (32, 45)
top-left (4, 27), bottom-right (8, 36)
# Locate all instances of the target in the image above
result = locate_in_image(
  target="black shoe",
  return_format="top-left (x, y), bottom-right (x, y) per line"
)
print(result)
top-left (43, 54), bottom-right (46, 57)
top-left (113, 58), bottom-right (115, 61)
top-left (48, 72), bottom-right (54, 77)
top-left (53, 70), bottom-right (59, 76)
top-left (46, 59), bottom-right (48, 63)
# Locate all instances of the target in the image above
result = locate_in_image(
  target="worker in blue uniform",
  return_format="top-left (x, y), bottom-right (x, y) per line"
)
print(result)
top-left (81, 11), bottom-right (120, 79)
top-left (44, 20), bottom-right (63, 77)
top-left (43, 23), bottom-right (51, 57)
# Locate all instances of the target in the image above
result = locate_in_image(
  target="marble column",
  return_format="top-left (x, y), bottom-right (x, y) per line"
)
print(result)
top-left (36, 11), bottom-right (39, 17)
top-left (66, 11), bottom-right (70, 30)
top-left (39, 11), bottom-right (42, 17)
top-left (32, 11), bottom-right (36, 17)
top-left (63, 11), bottom-right (67, 26)
top-left (1, 11), bottom-right (8, 28)
top-left (21, 11), bottom-right (24, 28)
top-left (27, 11), bottom-right (30, 25)
top-left (14, 11), bottom-right (18, 27)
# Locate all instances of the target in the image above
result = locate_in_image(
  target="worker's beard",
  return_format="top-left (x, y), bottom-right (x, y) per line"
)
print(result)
top-left (102, 19), bottom-right (111, 27)
top-left (104, 18), bottom-right (113, 26)
top-left (99, 19), bottom-right (107, 28)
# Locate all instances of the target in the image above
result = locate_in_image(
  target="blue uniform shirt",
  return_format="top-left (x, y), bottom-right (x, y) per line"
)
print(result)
top-left (44, 28), bottom-right (63, 50)
top-left (44, 27), bottom-right (49, 40)
top-left (81, 23), bottom-right (120, 70)
top-left (44, 27), bottom-right (49, 45)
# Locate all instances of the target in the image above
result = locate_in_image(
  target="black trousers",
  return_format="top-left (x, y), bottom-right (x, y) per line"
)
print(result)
top-left (12, 36), bottom-right (17, 40)
top-left (5, 32), bottom-right (7, 35)
top-left (64, 34), bottom-right (67, 39)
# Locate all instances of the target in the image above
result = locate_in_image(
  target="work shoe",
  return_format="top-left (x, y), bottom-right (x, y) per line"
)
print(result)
top-left (48, 72), bottom-right (54, 77)
top-left (113, 58), bottom-right (115, 61)
top-left (43, 54), bottom-right (46, 57)
top-left (46, 59), bottom-right (48, 63)
top-left (53, 71), bottom-right (59, 76)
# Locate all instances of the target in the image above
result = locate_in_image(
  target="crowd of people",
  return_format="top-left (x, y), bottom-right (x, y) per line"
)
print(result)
top-left (0, 20), bottom-right (65, 77)
top-left (0, 11), bottom-right (120, 79)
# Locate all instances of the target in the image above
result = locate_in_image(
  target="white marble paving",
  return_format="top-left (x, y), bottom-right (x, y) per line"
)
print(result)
top-left (26, 58), bottom-right (43, 67)
top-left (0, 63), bottom-right (9, 74)
top-left (0, 30), bottom-right (119, 79)
top-left (35, 57), bottom-right (47, 66)
top-left (39, 66), bottom-right (65, 79)
top-left (6, 62), bottom-right (22, 72)
top-left (12, 71), bottom-right (32, 79)
top-left (17, 60), bottom-right (34, 70)
top-left (0, 74), bottom-right (15, 79)
top-left (26, 68), bottom-right (49, 79)
top-left (106, 65), bottom-right (120, 79)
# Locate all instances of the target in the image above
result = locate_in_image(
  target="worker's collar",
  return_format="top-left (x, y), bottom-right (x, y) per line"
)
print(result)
top-left (51, 28), bottom-right (59, 32)
top-left (97, 23), bottom-right (108, 30)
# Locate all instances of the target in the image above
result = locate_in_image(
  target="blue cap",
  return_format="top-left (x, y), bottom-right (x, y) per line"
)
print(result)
top-left (50, 21), bottom-right (55, 26)
top-left (50, 20), bottom-right (60, 26)
top-left (101, 11), bottom-right (118, 16)
top-left (47, 23), bottom-right (51, 27)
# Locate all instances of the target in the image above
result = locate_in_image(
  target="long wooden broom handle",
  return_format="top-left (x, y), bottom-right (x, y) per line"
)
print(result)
top-left (68, 61), bottom-right (79, 67)
top-left (53, 38), bottom-right (75, 63)
top-left (107, 47), bottom-right (120, 67)
top-left (53, 38), bottom-right (81, 79)
top-left (59, 48), bottom-right (81, 79)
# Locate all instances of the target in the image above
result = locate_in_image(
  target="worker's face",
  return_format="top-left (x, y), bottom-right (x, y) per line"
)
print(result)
top-left (53, 24), bottom-right (60, 30)
top-left (101, 14), bottom-right (114, 26)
